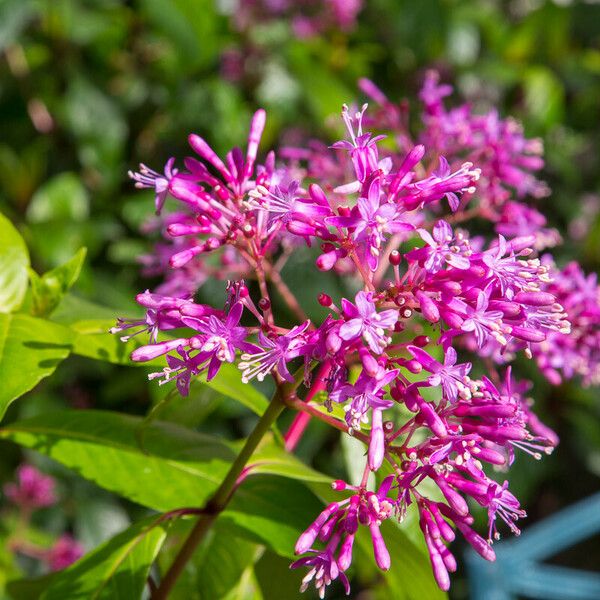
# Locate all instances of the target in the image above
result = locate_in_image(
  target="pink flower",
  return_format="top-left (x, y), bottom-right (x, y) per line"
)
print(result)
top-left (45, 535), bottom-right (84, 571)
top-left (339, 291), bottom-right (398, 354)
top-left (4, 464), bottom-right (56, 510)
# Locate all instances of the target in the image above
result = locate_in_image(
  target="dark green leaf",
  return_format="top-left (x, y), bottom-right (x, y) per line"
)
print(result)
top-left (255, 550), bottom-right (305, 600)
top-left (8, 516), bottom-right (169, 600)
top-left (186, 524), bottom-right (260, 600)
top-left (0, 0), bottom-right (36, 52)
top-left (219, 475), bottom-right (324, 558)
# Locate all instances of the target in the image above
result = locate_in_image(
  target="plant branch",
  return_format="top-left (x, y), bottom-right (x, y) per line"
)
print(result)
top-left (152, 386), bottom-right (288, 599)
top-left (283, 394), bottom-right (370, 445)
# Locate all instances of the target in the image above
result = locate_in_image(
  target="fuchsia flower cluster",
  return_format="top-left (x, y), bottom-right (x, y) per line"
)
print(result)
top-left (119, 73), bottom-right (600, 596)
top-left (4, 464), bottom-right (57, 510)
top-left (233, 0), bottom-right (363, 38)
top-left (4, 465), bottom-right (84, 571)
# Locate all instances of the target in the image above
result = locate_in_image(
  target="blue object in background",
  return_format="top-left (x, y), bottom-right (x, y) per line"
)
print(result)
top-left (466, 493), bottom-right (600, 600)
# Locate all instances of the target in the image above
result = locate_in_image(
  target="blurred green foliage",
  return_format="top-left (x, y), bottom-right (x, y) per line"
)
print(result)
top-left (0, 0), bottom-right (599, 597)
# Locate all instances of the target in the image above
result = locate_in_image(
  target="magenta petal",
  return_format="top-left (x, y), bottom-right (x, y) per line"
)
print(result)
top-left (226, 302), bottom-right (244, 327)
top-left (339, 318), bottom-right (363, 341)
top-left (354, 291), bottom-right (374, 316)
top-left (206, 355), bottom-right (222, 381)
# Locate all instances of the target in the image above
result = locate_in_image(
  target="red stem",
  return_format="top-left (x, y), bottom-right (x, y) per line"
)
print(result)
top-left (284, 361), bottom-right (332, 451)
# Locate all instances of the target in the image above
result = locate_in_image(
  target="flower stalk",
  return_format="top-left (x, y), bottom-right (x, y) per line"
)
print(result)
top-left (153, 384), bottom-right (289, 599)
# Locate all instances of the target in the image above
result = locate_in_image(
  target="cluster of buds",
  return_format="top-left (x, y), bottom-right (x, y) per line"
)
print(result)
top-left (118, 73), bottom-right (598, 596)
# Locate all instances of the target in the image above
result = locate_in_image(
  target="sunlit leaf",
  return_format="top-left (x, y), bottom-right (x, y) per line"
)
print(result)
top-left (30, 248), bottom-right (87, 317)
top-left (0, 213), bottom-right (30, 313)
top-left (0, 314), bottom-right (73, 419)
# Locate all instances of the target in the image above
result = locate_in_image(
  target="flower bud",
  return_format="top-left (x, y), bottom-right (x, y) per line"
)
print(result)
top-left (338, 534), bottom-right (355, 571)
top-left (389, 250), bottom-right (402, 266)
top-left (318, 293), bottom-right (332, 307)
top-left (131, 338), bottom-right (187, 362)
top-left (370, 524), bottom-right (391, 571)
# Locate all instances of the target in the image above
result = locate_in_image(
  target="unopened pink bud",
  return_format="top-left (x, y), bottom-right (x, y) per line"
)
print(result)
top-left (295, 503), bottom-right (339, 555)
top-left (424, 533), bottom-right (450, 591)
top-left (404, 359), bottom-right (423, 374)
top-left (131, 338), bottom-right (187, 362)
top-left (370, 524), bottom-right (391, 570)
top-left (167, 223), bottom-right (207, 237)
top-left (389, 250), bottom-right (402, 266)
top-left (430, 504), bottom-right (455, 542)
top-left (359, 348), bottom-right (380, 377)
top-left (331, 480), bottom-right (348, 491)
top-left (435, 477), bottom-right (469, 517)
top-left (326, 331), bottom-right (342, 354)
top-left (308, 183), bottom-right (329, 207)
top-left (338, 533), bottom-right (355, 571)
top-left (514, 291), bottom-right (556, 306)
top-left (170, 246), bottom-right (202, 268)
top-left (455, 521), bottom-right (496, 561)
top-left (418, 401), bottom-right (447, 437)
top-left (473, 447), bottom-right (507, 466)
top-left (368, 410), bottom-right (385, 470)
top-left (318, 293), bottom-right (332, 307)
top-left (415, 291), bottom-right (440, 323)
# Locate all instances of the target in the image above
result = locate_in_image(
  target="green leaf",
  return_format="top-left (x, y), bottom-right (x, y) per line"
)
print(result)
top-left (139, 0), bottom-right (220, 72)
top-left (341, 433), bottom-right (374, 487)
top-left (0, 410), bottom-right (331, 515)
top-left (8, 517), bottom-right (169, 600)
top-left (0, 0), bottom-right (36, 52)
top-left (0, 410), bottom-right (236, 511)
top-left (26, 173), bottom-right (90, 223)
top-left (0, 213), bottom-right (30, 313)
top-left (198, 363), bottom-right (269, 417)
top-left (523, 67), bottom-right (565, 130)
top-left (0, 314), bottom-right (73, 419)
top-left (255, 550), bottom-right (304, 600)
top-left (51, 295), bottom-right (149, 366)
top-left (157, 521), bottom-right (262, 600)
top-left (249, 437), bottom-right (331, 484)
top-left (61, 79), bottom-right (127, 182)
top-left (30, 248), bottom-right (87, 317)
top-left (219, 475), bottom-right (324, 558)
top-left (188, 525), bottom-right (260, 600)
top-left (146, 380), bottom-right (223, 428)
top-left (68, 318), bottom-right (144, 365)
